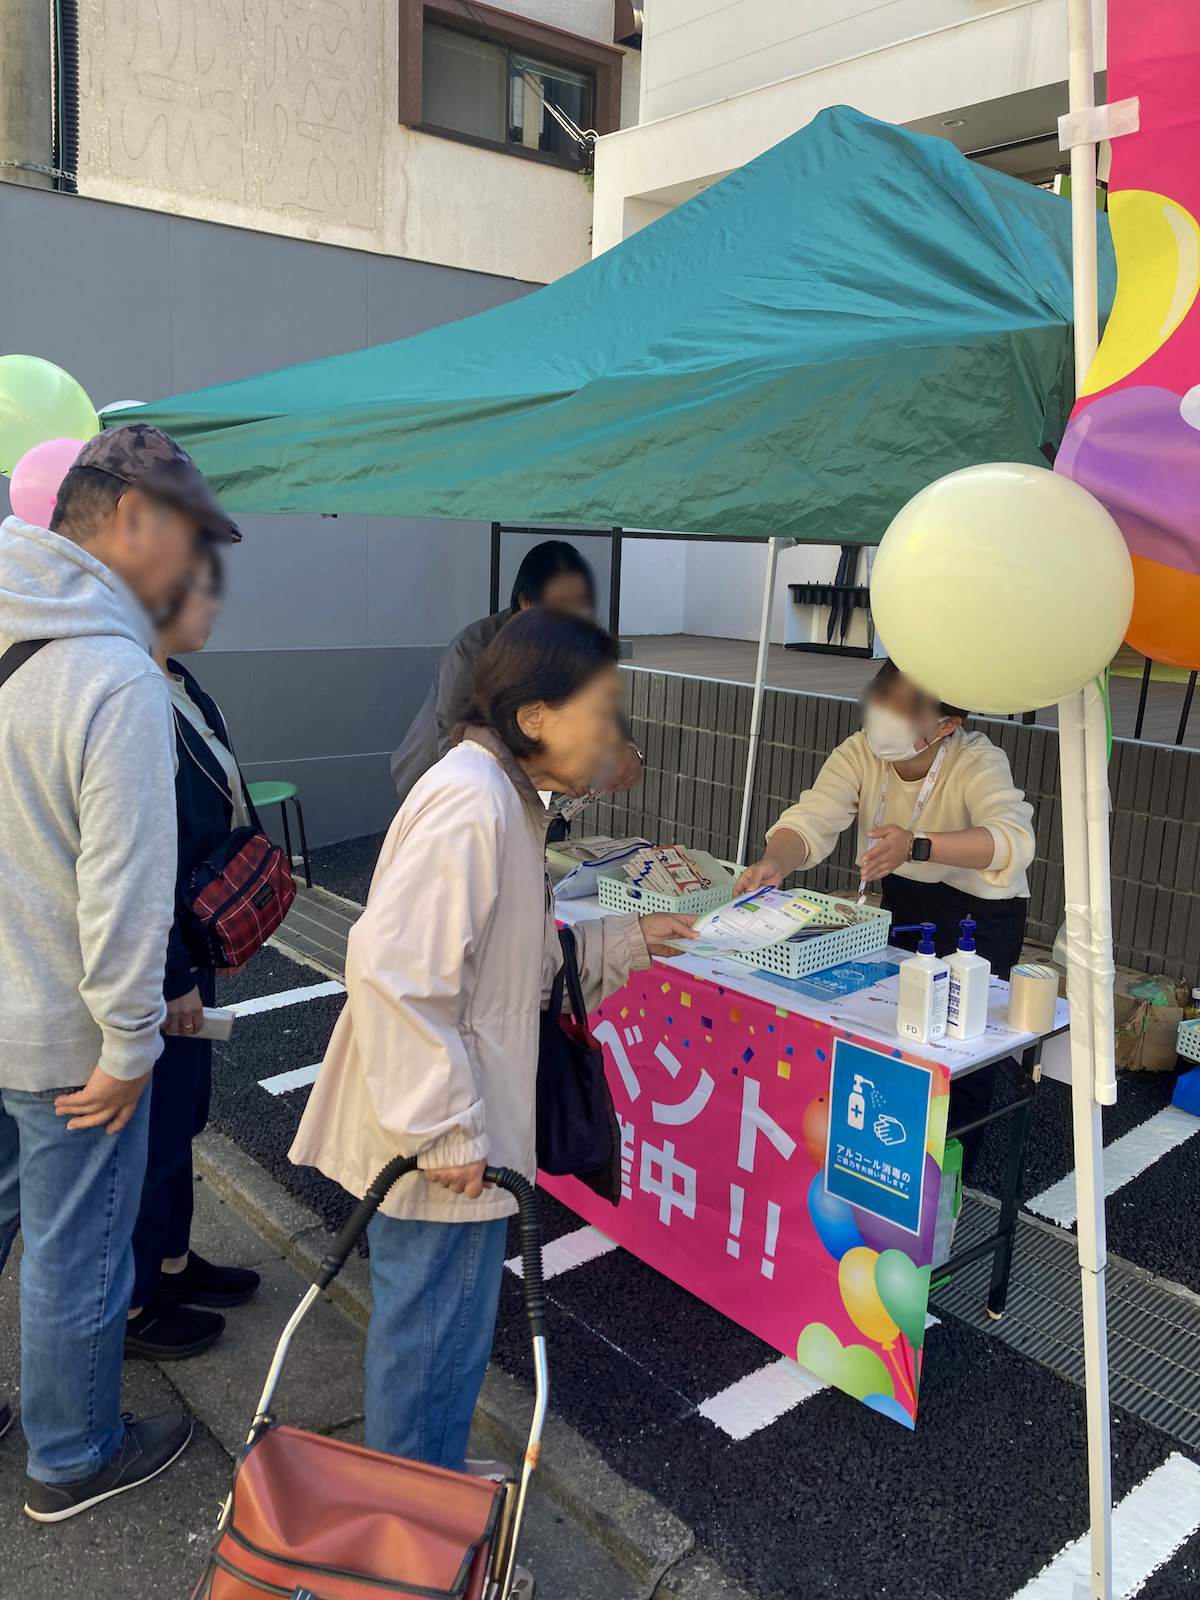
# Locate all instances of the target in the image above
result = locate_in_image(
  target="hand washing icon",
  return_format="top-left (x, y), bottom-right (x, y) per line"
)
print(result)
top-left (873, 1115), bottom-right (906, 1146)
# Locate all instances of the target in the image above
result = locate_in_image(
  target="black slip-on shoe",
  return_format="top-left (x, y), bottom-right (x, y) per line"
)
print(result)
top-left (24, 1412), bottom-right (192, 1523)
top-left (155, 1251), bottom-right (261, 1309)
top-left (0, 1398), bottom-right (14, 1441)
top-left (124, 1301), bottom-right (224, 1361)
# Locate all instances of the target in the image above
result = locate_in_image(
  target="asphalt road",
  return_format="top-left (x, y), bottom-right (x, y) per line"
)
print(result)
top-left (204, 832), bottom-right (1200, 1600)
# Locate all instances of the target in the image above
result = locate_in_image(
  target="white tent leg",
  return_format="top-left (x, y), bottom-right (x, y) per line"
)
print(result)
top-left (736, 537), bottom-right (783, 867)
top-left (1062, 5), bottom-right (1112, 1589)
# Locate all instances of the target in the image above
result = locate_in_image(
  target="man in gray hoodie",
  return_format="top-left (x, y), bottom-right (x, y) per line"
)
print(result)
top-left (0, 424), bottom-right (239, 1521)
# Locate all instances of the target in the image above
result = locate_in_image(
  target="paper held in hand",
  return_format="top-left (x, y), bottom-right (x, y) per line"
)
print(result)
top-left (673, 888), bottom-right (873, 957)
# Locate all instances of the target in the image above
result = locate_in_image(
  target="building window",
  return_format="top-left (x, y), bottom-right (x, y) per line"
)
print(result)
top-left (400, 1), bottom-right (623, 166)
top-left (422, 24), bottom-right (595, 160)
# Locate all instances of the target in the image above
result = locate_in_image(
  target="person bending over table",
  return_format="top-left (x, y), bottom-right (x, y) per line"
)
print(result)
top-left (736, 658), bottom-right (1036, 1172)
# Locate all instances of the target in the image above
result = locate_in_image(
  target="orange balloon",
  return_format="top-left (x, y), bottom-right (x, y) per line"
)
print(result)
top-left (802, 1094), bottom-right (828, 1169)
top-left (1126, 555), bottom-right (1200, 671)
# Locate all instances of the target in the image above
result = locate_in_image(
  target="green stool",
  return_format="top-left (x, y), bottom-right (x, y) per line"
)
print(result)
top-left (247, 780), bottom-right (312, 888)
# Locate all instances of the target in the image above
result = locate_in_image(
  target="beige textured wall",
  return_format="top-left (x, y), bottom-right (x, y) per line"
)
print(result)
top-left (77, 0), bottom-right (598, 282)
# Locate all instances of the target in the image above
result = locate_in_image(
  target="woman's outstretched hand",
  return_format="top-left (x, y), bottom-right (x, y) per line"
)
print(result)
top-left (639, 912), bottom-right (701, 957)
top-left (733, 855), bottom-right (784, 897)
top-left (424, 1160), bottom-right (490, 1198)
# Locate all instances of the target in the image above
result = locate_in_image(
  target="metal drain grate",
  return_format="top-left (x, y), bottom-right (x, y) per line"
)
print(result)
top-left (273, 884), bottom-right (360, 980)
top-left (931, 1192), bottom-right (1200, 1450)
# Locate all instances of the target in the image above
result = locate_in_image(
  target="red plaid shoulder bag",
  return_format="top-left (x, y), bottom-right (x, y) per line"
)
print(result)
top-left (181, 825), bottom-right (296, 970)
top-left (174, 701), bottom-right (296, 970)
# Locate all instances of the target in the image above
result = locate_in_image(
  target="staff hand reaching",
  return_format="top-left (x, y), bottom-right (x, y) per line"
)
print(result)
top-left (733, 855), bottom-right (785, 897)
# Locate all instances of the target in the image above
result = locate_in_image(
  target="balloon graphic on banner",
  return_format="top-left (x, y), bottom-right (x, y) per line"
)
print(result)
top-left (795, 1322), bottom-right (894, 1403)
top-left (862, 1392), bottom-right (916, 1429)
top-left (802, 1094), bottom-right (828, 1169)
top-left (806, 1173), bottom-right (863, 1262)
top-left (98, 400), bottom-right (145, 417)
top-left (851, 1153), bottom-right (941, 1265)
top-left (874, 1249), bottom-right (931, 1350)
top-left (1057, 385), bottom-right (1200, 670)
top-left (926, 1092), bottom-right (949, 1158)
top-left (870, 462), bottom-right (1134, 713)
top-left (1081, 192), bottom-right (1200, 396)
top-left (0, 356), bottom-right (98, 474)
top-left (8, 438), bottom-right (84, 527)
top-left (838, 1246), bottom-right (900, 1349)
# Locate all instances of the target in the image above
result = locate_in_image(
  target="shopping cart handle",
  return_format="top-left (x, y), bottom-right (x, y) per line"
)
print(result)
top-left (313, 1157), bottom-right (545, 1339)
top-left (485, 1166), bottom-right (545, 1341)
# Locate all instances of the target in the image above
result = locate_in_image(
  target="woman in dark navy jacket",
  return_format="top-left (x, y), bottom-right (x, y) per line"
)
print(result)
top-left (125, 548), bottom-right (261, 1362)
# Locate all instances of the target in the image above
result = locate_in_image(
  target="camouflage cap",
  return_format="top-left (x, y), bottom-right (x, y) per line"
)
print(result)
top-left (75, 424), bottom-right (240, 543)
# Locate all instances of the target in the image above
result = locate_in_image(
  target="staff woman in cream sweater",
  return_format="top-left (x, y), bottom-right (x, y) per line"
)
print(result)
top-left (737, 658), bottom-right (1036, 1166)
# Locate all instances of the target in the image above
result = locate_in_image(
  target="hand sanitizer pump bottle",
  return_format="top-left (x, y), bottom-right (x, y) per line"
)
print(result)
top-left (894, 922), bottom-right (950, 1044)
top-left (946, 917), bottom-right (991, 1040)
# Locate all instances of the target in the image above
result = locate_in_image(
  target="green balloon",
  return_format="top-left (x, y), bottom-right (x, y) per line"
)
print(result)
top-left (874, 1249), bottom-right (931, 1350)
top-left (0, 355), bottom-right (98, 475)
top-left (796, 1321), bottom-right (894, 1403)
top-left (926, 1092), bottom-right (949, 1158)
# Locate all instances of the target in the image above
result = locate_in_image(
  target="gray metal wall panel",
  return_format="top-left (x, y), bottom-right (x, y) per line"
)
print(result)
top-left (0, 181), bottom-right (538, 841)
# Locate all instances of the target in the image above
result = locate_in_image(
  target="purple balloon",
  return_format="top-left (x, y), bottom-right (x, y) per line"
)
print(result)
top-left (850, 1152), bottom-right (941, 1267)
top-left (1057, 385), bottom-right (1200, 575)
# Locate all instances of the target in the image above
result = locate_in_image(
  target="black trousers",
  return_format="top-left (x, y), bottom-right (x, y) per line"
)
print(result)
top-left (131, 966), bottom-right (215, 1307)
top-left (879, 875), bottom-right (1028, 1176)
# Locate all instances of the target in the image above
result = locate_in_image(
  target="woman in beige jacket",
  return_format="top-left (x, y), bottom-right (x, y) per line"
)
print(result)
top-left (290, 609), bottom-right (692, 1473)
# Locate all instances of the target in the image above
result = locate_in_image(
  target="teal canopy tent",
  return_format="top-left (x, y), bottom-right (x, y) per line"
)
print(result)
top-left (118, 106), bottom-right (1114, 544)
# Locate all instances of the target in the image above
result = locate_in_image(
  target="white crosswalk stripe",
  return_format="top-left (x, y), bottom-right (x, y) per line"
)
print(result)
top-left (258, 1063), bottom-right (322, 1095)
top-left (698, 1358), bottom-right (827, 1439)
top-left (1026, 1106), bottom-right (1200, 1227)
top-left (507, 1224), bottom-right (617, 1280)
top-left (1008, 1452), bottom-right (1200, 1599)
top-left (229, 980), bottom-right (344, 1017)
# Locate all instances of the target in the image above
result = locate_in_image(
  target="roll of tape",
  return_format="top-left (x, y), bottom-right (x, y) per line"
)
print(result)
top-left (1008, 963), bottom-right (1059, 1034)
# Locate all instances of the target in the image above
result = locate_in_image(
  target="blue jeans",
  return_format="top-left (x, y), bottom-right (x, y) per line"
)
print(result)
top-left (365, 1214), bottom-right (508, 1471)
top-left (0, 1084), bottom-right (150, 1483)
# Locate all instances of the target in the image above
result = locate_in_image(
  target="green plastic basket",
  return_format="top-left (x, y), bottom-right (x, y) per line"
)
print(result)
top-left (597, 851), bottom-right (738, 917)
top-left (727, 889), bottom-right (892, 980)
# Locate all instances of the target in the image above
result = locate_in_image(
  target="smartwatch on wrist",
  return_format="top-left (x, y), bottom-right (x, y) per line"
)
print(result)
top-left (909, 832), bottom-right (932, 863)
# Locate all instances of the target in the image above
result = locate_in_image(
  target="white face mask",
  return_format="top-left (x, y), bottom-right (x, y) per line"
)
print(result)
top-left (864, 702), bottom-right (941, 763)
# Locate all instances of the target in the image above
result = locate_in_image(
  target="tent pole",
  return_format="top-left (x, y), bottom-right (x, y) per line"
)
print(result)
top-left (1061, 3), bottom-right (1113, 1596)
top-left (489, 522), bottom-right (502, 614)
top-left (736, 538), bottom-right (782, 867)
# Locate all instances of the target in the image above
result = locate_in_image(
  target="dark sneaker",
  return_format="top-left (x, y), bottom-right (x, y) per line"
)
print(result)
top-left (0, 1397), bottom-right (14, 1440)
top-left (124, 1301), bottom-right (225, 1361)
top-left (155, 1251), bottom-right (261, 1308)
top-left (24, 1412), bottom-right (192, 1523)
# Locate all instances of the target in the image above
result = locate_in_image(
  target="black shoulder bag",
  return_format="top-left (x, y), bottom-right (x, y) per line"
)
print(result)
top-left (536, 926), bottom-right (622, 1206)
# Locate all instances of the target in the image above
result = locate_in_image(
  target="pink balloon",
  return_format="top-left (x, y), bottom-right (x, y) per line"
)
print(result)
top-left (8, 437), bottom-right (86, 528)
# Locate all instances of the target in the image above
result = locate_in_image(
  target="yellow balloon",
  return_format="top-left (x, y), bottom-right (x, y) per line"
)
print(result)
top-left (838, 1246), bottom-right (899, 1349)
top-left (0, 355), bottom-right (98, 475)
top-left (870, 463), bottom-right (1134, 714)
top-left (1083, 191), bottom-right (1200, 396)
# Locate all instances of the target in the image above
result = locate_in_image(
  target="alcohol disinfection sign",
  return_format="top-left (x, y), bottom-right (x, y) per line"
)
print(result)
top-left (825, 1038), bottom-right (932, 1234)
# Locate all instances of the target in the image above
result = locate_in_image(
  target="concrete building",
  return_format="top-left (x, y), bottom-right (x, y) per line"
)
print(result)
top-left (0, 0), bottom-right (641, 840)
top-left (605, 0), bottom-right (1109, 645)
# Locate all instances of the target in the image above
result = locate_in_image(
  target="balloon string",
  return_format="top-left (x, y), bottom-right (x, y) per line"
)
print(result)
top-left (906, 1333), bottom-right (920, 1399)
top-left (887, 1342), bottom-right (915, 1408)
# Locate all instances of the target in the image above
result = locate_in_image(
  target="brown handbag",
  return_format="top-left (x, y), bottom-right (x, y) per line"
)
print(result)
top-left (193, 1156), bottom-right (547, 1600)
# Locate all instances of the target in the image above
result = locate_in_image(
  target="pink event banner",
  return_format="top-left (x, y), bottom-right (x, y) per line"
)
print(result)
top-left (540, 964), bottom-right (951, 1428)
